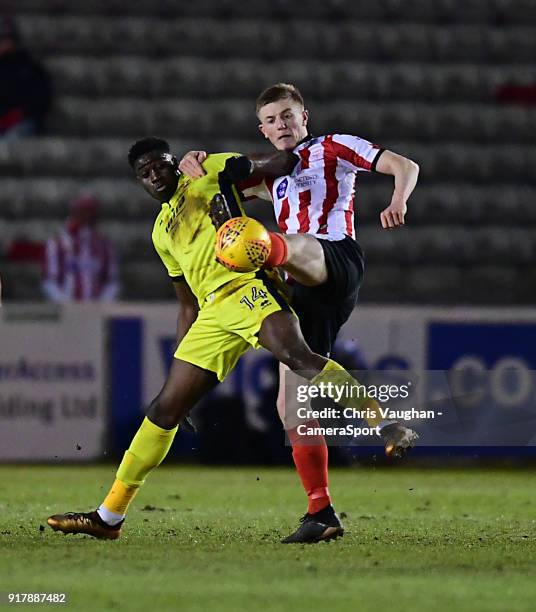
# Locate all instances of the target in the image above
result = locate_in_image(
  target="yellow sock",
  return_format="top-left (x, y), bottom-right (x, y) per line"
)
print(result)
top-left (311, 359), bottom-right (382, 427)
top-left (101, 417), bottom-right (178, 515)
top-left (102, 479), bottom-right (139, 515)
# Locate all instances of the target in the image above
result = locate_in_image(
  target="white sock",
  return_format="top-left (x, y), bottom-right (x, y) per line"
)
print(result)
top-left (97, 504), bottom-right (125, 526)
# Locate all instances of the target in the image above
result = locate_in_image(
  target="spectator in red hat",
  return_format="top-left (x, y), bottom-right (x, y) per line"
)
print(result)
top-left (0, 15), bottom-right (52, 138)
top-left (42, 194), bottom-right (120, 302)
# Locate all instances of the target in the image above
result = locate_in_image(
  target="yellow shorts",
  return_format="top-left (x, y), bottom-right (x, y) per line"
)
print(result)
top-left (175, 272), bottom-right (293, 381)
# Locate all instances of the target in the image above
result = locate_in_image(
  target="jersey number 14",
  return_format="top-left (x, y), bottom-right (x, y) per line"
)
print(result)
top-left (240, 287), bottom-right (268, 310)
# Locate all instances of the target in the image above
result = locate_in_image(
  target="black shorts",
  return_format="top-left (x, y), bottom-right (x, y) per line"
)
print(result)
top-left (290, 236), bottom-right (365, 357)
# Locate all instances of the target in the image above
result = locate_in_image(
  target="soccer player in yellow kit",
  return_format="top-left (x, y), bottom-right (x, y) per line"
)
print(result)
top-left (48, 137), bottom-right (395, 544)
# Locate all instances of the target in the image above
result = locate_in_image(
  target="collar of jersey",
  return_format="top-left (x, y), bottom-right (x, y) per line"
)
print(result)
top-left (295, 133), bottom-right (315, 149)
top-left (163, 182), bottom-right (182, 209)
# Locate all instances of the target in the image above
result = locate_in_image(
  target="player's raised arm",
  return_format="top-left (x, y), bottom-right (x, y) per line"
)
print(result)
top-left (179, 150), bottom-right (298, 182)
top-left (173, 278), bottom-right (199, 349)
top-left (223, 151), bottom-right (299, 181)
top-left (375, 150), bottom-right (420, 230)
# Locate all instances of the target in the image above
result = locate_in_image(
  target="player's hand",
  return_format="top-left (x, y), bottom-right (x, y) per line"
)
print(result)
top-left (222, 156), bottom-right (254, 182)
top-left (178, 150), bottom-right (207, 179)
top-left (380, 198), bottom-right (407, 229)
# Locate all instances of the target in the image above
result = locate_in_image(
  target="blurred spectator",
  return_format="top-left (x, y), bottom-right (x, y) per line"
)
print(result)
top-left (0, 16), bottom-right (52, 138)
top-left (42, 194), bottom-right (120, 303)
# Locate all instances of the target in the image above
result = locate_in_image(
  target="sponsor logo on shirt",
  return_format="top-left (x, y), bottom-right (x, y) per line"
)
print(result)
top-left (276, 178), bottom-right (288, 199)
top-left (166, 194), bottom-right (186, 235)
top-left (295, 174), bottom-right (319, 189)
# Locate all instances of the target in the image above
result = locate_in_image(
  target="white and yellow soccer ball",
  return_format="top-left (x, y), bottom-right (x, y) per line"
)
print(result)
top-left (215, 217), bottom-right (271, 272)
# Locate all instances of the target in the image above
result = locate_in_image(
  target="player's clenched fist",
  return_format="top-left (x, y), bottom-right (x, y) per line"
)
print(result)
top-left (179, 150), bottom-right (207, 178)
top-left (380, 198), bottom-right (407, 229)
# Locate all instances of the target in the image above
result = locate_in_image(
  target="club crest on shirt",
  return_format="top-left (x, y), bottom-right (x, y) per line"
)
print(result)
top-left (276, 178), bottom-right (288, 199)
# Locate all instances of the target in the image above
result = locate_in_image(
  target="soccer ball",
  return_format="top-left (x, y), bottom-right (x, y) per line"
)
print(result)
top-left (215, 217), bottom-right (271, 272)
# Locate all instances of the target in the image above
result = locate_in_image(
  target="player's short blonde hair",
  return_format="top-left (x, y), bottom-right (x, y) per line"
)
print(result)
top-left (255, 83), bottom-right (305, 115)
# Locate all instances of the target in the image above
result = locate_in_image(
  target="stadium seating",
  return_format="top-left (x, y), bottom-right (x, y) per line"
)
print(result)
top-left (44, 58), bottom-right (534, 104)
top-left (17, 17), bottom-right (536, 63)
top-left (9, 0), bottom-right (536, 24)
top-left (1, 0), bottom-right (534, 303)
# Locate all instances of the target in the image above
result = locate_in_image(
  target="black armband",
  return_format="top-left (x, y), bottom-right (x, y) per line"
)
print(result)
top-left (371, 148), bottom-right (386, 172)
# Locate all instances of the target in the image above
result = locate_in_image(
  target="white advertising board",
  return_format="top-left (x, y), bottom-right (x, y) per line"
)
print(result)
top-left (0, 304), bottom-right (106, 460)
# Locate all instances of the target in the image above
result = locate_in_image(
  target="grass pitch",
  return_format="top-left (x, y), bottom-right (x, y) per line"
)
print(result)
top-left (0, 465), bottom-right (535, 612)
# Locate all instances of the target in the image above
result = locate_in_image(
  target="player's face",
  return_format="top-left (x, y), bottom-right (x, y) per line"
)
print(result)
top-left (134, 152), bottom-right (179, 202)
top-left (258, 99), bottom-right (309, 151)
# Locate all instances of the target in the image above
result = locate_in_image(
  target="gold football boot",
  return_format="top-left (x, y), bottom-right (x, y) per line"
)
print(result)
top-left (47, 511), bottom-right (122, 540)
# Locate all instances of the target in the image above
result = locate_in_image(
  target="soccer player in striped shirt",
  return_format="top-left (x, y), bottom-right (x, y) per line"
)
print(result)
top-left (180, 83), bottom-right (420, 542)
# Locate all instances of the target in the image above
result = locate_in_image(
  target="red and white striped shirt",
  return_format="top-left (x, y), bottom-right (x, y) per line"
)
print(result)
top-left (42, 226), bottom-right (119, 302)
top-left (241, 134), bottom-right (384, 241)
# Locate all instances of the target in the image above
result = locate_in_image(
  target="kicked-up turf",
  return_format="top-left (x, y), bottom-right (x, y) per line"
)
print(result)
top-left (0, 465), bottom-right (535, 612)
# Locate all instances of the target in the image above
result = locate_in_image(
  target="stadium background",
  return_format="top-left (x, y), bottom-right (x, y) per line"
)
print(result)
top-left (1, 0), bottom-right (534, 465)
top-left (1, 3), bottom-right (536, 611)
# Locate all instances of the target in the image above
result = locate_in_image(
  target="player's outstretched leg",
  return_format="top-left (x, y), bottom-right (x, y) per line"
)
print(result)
top-left (47, 360), bottom-right (218, 539)
top-left (307, 359), bottom-right (420, 459)
top-left (211, 209), bottom-right (330, 287)
top-left (262, 312), bottom-right (419, 457)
